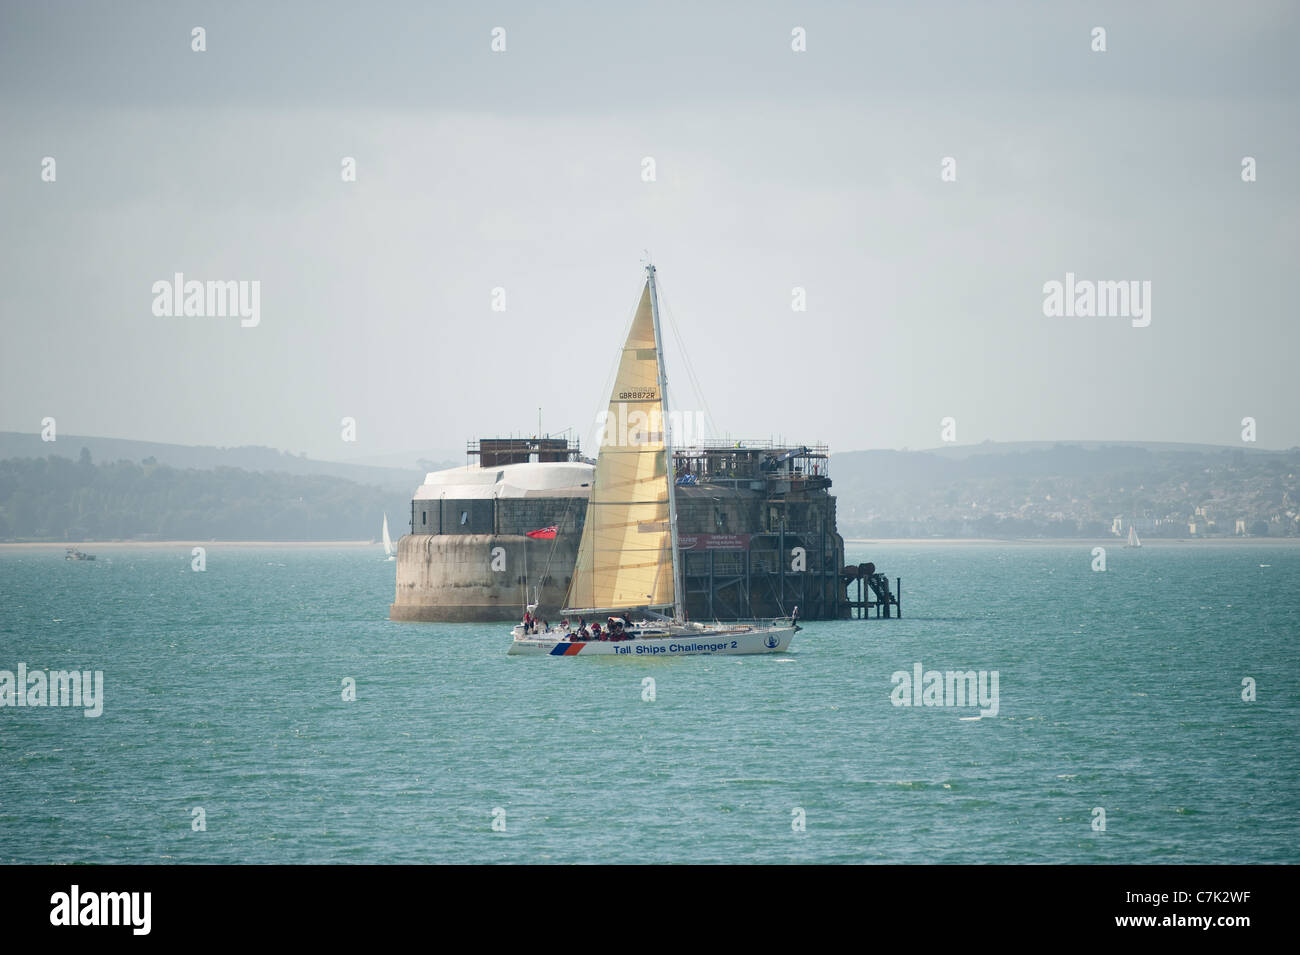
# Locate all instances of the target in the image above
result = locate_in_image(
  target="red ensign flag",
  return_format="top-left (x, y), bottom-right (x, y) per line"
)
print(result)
top-left (526, 525), bottom-right (558, 539)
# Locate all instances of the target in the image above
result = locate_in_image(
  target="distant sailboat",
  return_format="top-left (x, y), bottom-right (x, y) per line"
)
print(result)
top-left (1126, 524), bottom-right (1141, 548)
top-left (382, 513), bottom-right (396, 561)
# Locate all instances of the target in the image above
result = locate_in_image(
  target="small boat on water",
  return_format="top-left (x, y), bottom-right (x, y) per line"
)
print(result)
top-left (381, 513), bottom-right (396, 561)
top-left (65, 547), bottom-right (95, 561)
top-left (508, 264), bottom-right (797, 657)
top-left (1126, 525), bottom-right (1142, 548)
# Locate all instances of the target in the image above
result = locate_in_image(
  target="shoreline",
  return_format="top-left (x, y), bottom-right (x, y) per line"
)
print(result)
top-left (2, 538), bottom-right (1293, 549)
top-left (0, 540), bottom-right (374, 549)
top-left (844, 537), bottom-right (1300, 545)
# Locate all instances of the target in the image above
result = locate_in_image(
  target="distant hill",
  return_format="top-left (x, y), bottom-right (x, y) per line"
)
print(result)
top-left (0, 452), bottom-right (416, 541)
top-left (330, 449), bottom-right (466, 472)
top-left (0, 432), bottom-right (453, 491)
top-left (3, 435), bottom-right (1296, 541)
top-left (829, 442), bottom-right (1299, 539)
top-left (831, 442), bottom-right (1288, 487)
top-left (906, 440), bottom-right (1284, 460)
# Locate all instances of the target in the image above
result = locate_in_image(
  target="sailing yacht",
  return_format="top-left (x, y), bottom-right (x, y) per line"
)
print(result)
top-left (508, 264), bottom-right (797, 657)
top-left (1126, 524), bottom-right (1142, 548)
top-left (381, 513), bottom-right (396, 561)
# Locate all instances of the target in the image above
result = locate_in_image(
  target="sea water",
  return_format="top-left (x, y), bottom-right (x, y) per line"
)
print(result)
top-left (0, 543), bottom-right (1296, 863)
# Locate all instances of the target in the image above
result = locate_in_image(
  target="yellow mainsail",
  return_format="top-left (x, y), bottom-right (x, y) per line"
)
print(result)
top-left (565, 279), bottom-right (675, 613)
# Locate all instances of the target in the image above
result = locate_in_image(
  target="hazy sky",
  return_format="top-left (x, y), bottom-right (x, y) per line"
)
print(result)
top-left (2, 0), bottom-right (1297, 460)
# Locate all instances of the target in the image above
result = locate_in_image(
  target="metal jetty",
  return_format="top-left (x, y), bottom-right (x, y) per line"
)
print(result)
top-left (841, 562), bottom-right (901, 619)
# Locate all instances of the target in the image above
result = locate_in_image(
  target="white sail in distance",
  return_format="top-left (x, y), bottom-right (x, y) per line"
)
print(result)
top-left (564, 279), bottom-right (675, 614)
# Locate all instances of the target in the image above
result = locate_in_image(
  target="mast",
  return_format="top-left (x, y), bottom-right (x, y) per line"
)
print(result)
top-left (646, 264), bottom-right (686, 624)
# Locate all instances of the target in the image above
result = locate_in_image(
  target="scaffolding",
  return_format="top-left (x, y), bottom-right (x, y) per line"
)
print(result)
top-left (673, 442), bottom-right (830, 492)
top-left (466, 436), bottom-right (583, 468)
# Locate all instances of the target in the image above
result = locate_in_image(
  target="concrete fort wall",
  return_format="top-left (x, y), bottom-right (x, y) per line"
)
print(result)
top-left (391, 487), bottom-right (847, 622)
top-left (391, 494), bottom-right (585, 622)
top-left (389, 533), bottom-right (581, 622)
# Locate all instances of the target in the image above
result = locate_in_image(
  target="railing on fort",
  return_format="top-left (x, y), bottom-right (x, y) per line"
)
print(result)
top-left (673, 441), bottom-right (830, 488)
top-left (466, 437), bottom-right (583, 468)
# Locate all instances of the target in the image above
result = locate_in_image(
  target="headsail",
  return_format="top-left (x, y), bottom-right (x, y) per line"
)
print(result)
top-left (382, 513), bottom-right (394, 555)
top-left (564, 278), bottom-right (675, 615)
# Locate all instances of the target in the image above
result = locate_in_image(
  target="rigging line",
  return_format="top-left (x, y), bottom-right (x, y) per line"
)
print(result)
top-left (653, 275), bottom-right (718, 447)
top-left (762, 569), bottom-right (789, 619)
top-left (536, 493), bottom-right (576, 598)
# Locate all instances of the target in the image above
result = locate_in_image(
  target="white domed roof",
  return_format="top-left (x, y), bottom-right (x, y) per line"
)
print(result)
top-left (413, 461), bottom-right (594, 500)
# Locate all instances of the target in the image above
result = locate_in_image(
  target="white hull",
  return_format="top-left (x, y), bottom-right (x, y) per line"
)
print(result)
top-left (508, 623), bottom-right (796, 657)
